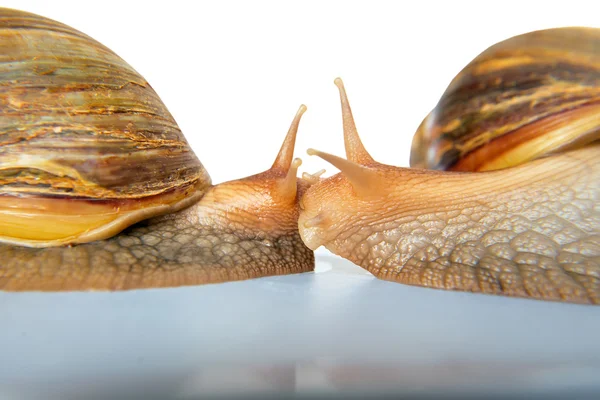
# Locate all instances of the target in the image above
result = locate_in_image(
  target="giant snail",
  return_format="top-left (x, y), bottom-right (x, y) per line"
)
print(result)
top-left (300, 29), bottom-right (600, 305)
top-left (0, 8), bottom-right (314, 290)
top-left (0, 8), bottom-right (598, 304)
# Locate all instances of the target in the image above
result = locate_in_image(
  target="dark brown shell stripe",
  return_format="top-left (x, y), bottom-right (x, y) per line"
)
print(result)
top-left (0, 8), bottom-right (209, 199)
top-left (413, 28), bottom-right (600, 171)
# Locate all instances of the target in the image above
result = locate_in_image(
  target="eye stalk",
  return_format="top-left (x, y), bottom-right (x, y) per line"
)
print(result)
top-left (334, 78), bottom-right (375, 165)
top-left (304, 78), bottom-right (387, 198)
top-left (272, 104), bottom-right (307, 172)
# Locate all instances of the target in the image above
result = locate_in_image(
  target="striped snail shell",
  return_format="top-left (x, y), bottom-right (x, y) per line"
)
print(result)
top-left (411, 27), bottom-right (600, 172)
top-left (299, 28), bottom-right (600, 305)
top-left (0, 7), bottom-right (209, 247)
top-left (0, 8), bottom-right (314, 291)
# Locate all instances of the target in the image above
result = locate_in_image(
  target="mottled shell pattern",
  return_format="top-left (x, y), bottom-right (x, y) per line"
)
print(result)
top-left (411, 28), bottom-right (600, 172)
top-left (0, 8), bottom-right (210, 246)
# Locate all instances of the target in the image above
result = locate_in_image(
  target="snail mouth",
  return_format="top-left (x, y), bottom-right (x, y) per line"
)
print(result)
top-left (297, 212), bottom-right (327, 250)
top-left (0, 184), bottom-right (205, 248)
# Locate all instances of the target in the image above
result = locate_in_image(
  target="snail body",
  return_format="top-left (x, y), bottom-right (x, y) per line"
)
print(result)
top-left (0, 8), bottom-right (314, 290)
top-left (299, 29), bottom-right (600, 305)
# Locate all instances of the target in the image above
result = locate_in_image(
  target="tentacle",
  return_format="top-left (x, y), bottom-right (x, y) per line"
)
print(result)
top-left (271, 104), bottom-right (307, 171)
top-left (277, 158), bottom-right (302, 204)
top-left (334, 78), bottom-right (374, 165)
top-left (302, 169), bottom-right (326, 185)
top-left (307, 148), bottom-right (385, 197)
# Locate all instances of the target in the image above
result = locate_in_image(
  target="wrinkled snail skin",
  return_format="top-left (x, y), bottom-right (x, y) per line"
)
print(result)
top-left (300, 29), bottom-right (600, 305)
top-left (0, 8), bottom-right (314, 291)
top-left (299, 146), bottom-right (599, 304)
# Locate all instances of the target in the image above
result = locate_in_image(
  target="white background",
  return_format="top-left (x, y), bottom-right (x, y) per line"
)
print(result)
top-left (4, 0), bottom-right (600, 184)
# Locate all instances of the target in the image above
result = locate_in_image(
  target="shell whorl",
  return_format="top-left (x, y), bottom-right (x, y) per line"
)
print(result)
top-left (0, 8), bottom-right (211, 246)
top-left (0, 8), bottom-right (210, 200)
top-left (411, 27), bottom-right (600, 171)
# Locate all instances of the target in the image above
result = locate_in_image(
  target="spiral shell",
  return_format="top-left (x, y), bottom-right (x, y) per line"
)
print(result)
top-left (411, 27), bottom-right (600, 172)
top-left (0, 8), bottom-right (210, 246)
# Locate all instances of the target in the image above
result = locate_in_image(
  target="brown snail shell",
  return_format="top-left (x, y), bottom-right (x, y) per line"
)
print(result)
top-left (299, 29), bottom-right (600, 305)
top-left (411, 27), bottom-right (600, 172)
top-left (0, 8), bottom-right (314, 290)
top-left (0, 7), bottom-right (209, 247)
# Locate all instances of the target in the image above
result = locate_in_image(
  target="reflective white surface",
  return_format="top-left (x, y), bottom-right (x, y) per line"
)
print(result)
top-left (1, 251), bottom-right (599, 399)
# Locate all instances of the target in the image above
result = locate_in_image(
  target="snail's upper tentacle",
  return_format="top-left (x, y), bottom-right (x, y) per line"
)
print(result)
top-left (334, 78), bottom-right (375, 165)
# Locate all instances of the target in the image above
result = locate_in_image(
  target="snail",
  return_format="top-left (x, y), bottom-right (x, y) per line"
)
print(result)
top-left (298, 28), bottom-right (600, 305)
top-left (0, 8), bottom-right (314, 291)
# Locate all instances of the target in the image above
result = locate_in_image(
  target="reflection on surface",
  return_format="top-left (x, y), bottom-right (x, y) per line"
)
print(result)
top-left (178, 361), bottom-right (600, 397)
top-left (1, 254), bottom-right (599, 399)
top-left (3, 361), bottom-right (600, 399)
top-left (0, 362), bottom-right (600, 399)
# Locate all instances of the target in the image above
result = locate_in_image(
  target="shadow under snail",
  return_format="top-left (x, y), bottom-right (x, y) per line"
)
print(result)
top-left (0, 8), bottom-right (598, 304)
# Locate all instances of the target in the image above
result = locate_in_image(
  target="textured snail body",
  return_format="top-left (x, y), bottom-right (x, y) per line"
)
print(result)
top-left (299, 29), bottom-right (600, 305)
top-left (0, 8), bottom-right (314, 290)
